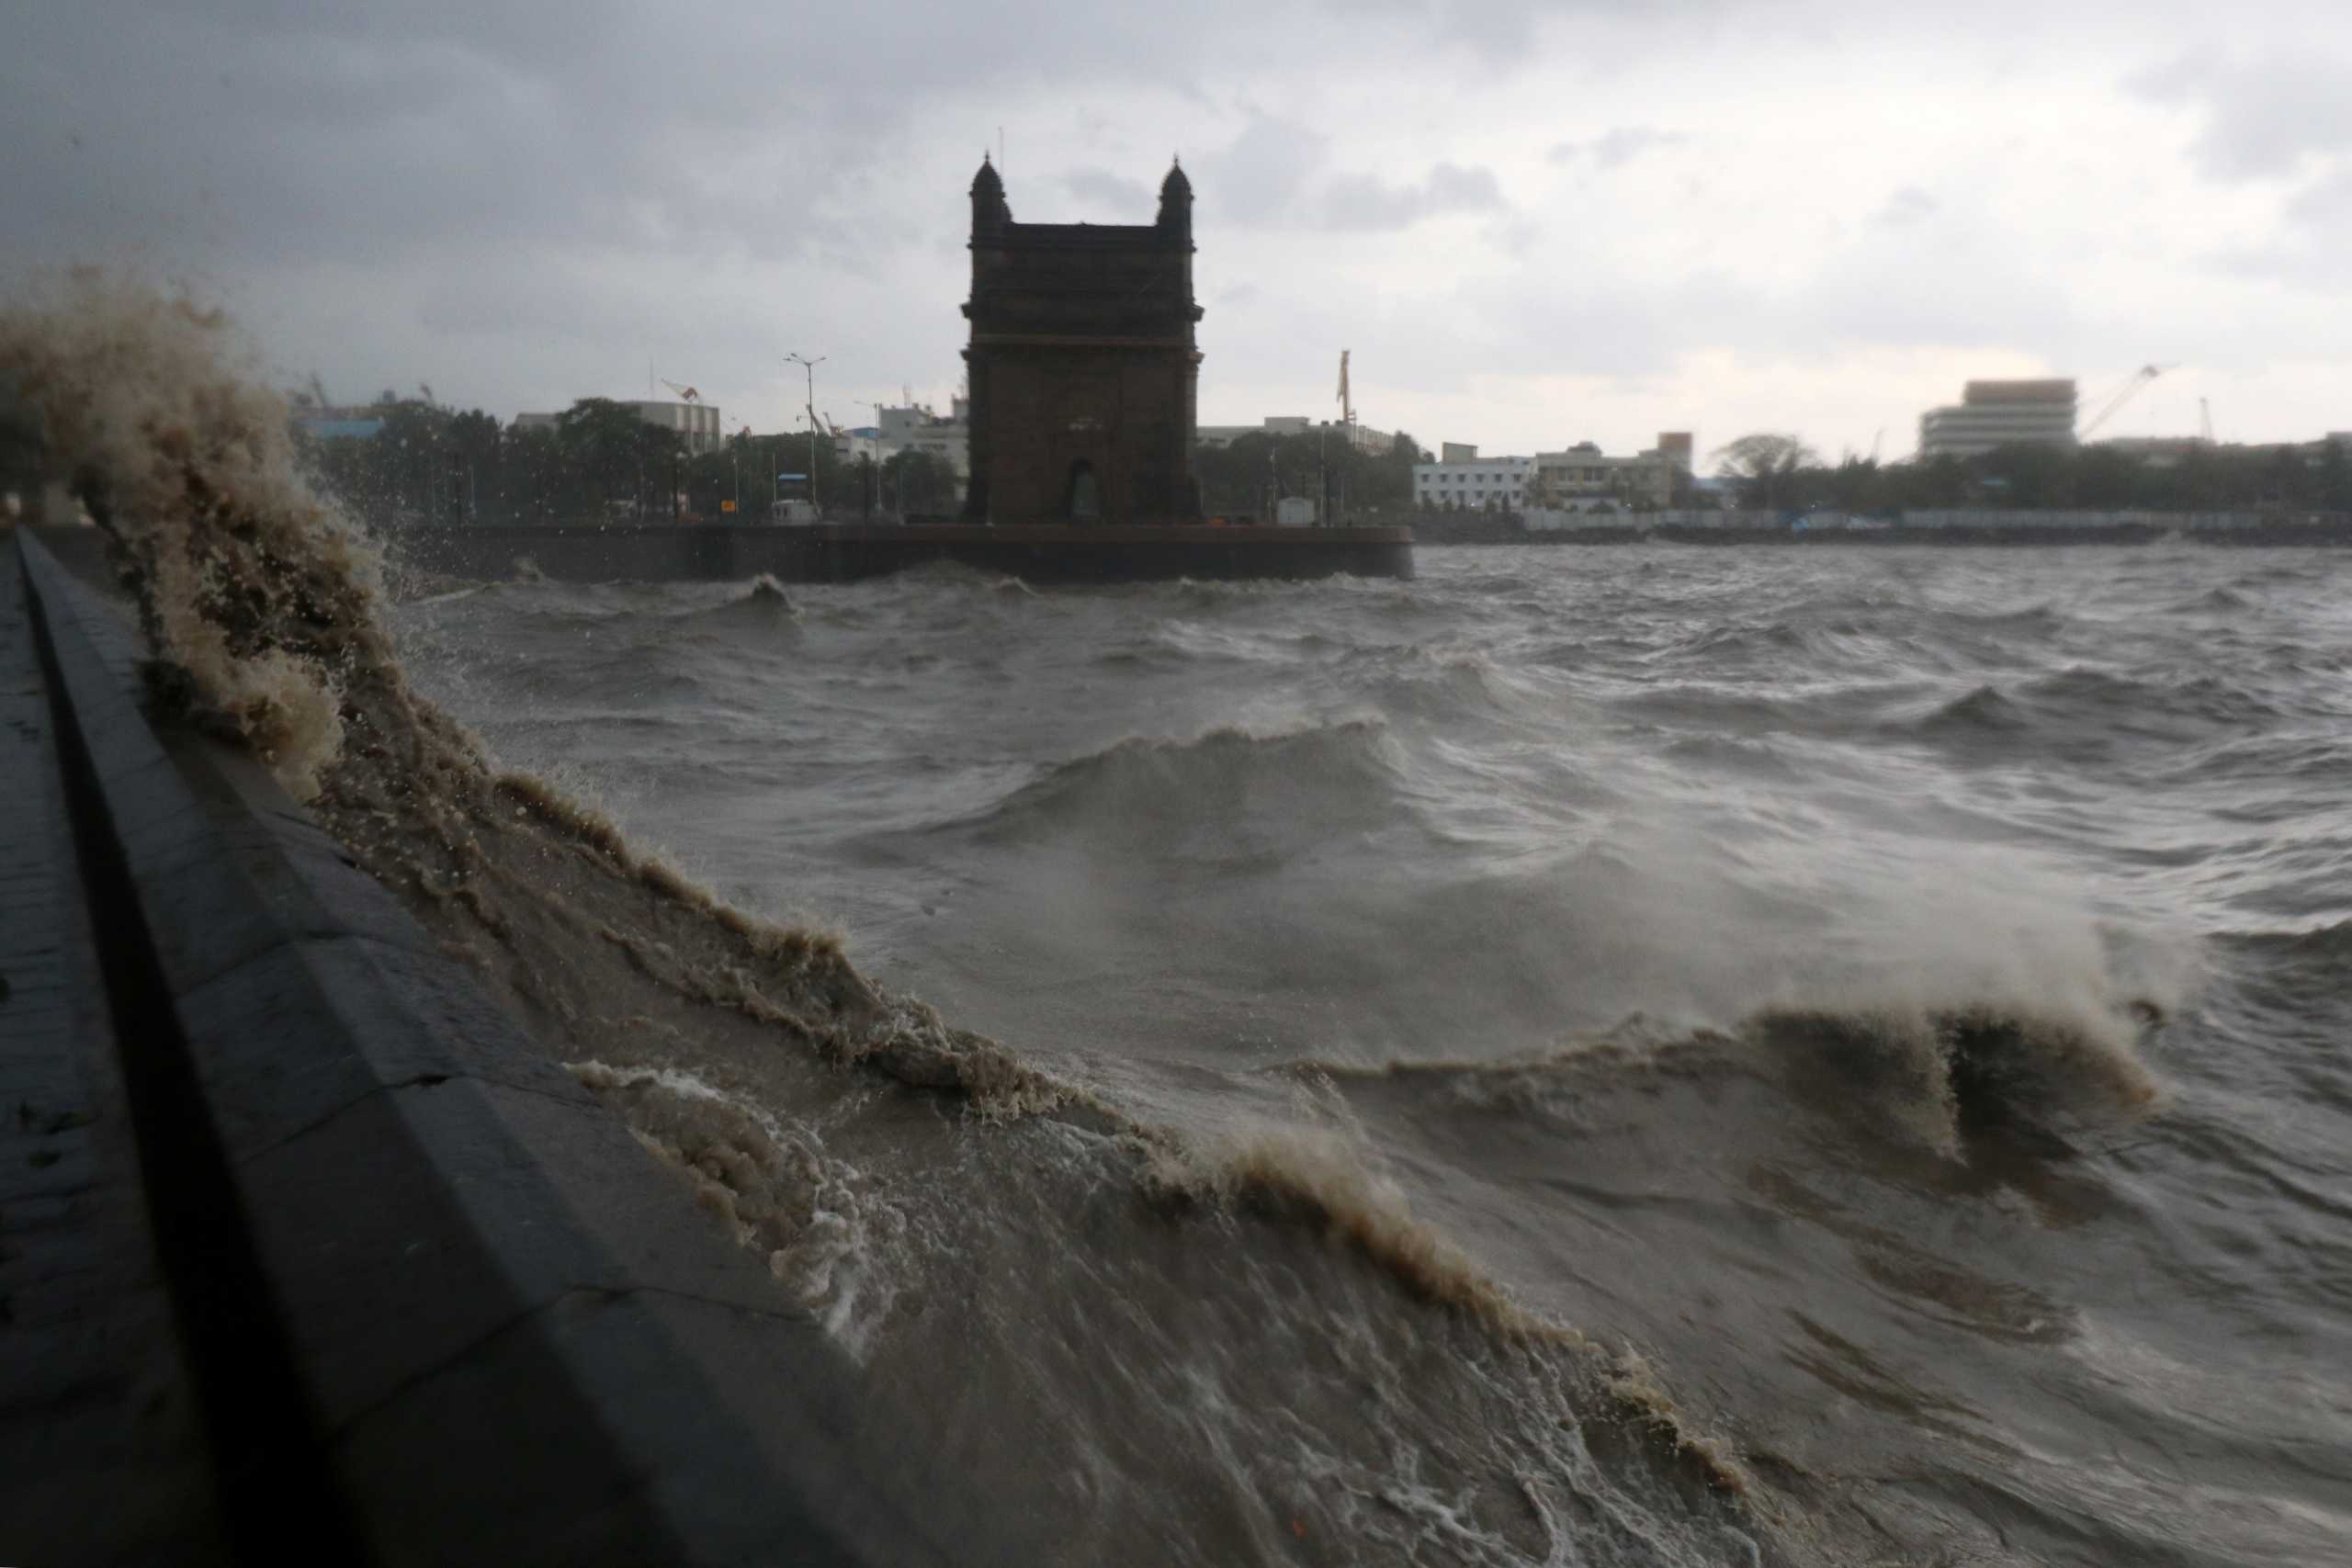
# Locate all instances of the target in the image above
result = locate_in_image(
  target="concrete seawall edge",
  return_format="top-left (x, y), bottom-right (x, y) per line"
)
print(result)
top-left (10, 530), bottom-right (982, 1566)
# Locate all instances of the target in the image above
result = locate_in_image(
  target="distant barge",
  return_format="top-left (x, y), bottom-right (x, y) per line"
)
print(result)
top-left (388, 523), bottom-right (1416, 586)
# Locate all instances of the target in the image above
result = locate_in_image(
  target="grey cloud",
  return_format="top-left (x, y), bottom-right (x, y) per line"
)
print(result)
top-left (1876, 186), bottom-right (1938, 228)
top-left (1321, 162), bottom-right (1504, 231)
top-left (1193, 115), bottom-right (1330, 226)
top-left (2130, 51), bottom-right (2352, 180)
top-left (2286, 165), bottom-right (2352, 229)
top-left (1063, 169), bottom-right (1155, 215)
top-left (2210, 165), bottom-right (2352, 294)
top-left (1440, 186), bottom-right (2097, 388)
top-left (1450, 262), bottom-right (1761, 380)
top-left (1548, 126), bottom-right (1688, 169)
top-left (1486, 215), bottom-right (1544, 256)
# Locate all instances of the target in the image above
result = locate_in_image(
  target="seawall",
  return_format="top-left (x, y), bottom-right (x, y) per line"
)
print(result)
top-left (1, 527), bottom-right (992, 1565)
top-left (391, 521), bottom-right (1416, 584)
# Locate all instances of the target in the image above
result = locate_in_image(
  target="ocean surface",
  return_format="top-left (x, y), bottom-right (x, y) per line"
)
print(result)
top-left (390, 543), bottom-right (2352, 1564)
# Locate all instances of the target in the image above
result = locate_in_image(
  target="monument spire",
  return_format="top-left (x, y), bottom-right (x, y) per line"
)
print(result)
top-left (970, 152), bottom-right (1010, 233)
top-left (1157, 156), bottom-right (1192, 236)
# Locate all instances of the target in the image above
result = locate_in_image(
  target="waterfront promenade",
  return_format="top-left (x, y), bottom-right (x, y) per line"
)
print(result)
top-left (0, 528), bottom-right (976, 1566)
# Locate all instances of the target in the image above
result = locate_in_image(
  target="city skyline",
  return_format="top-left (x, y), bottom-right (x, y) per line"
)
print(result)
top-left (6, 1), bottom-right (2347, 461)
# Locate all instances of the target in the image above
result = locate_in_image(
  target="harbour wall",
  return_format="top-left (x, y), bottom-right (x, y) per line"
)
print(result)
top-left (1399, 508), bottom-right (2352, 546)
top-left (389, 521), bottom-right (1417, 584)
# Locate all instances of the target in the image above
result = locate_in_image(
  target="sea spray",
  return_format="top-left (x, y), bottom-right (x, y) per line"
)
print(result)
top-left (2, 276), bottom-right (363, 797)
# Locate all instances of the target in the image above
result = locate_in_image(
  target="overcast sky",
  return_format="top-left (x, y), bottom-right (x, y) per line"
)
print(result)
top-left (7, 0), bottom-right (2349, 461)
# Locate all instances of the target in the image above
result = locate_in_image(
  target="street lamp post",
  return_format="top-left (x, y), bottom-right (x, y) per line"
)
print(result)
top-left (786, 353), bottom-right (825, 514)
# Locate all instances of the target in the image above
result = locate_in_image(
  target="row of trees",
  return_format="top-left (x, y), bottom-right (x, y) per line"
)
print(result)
top-left (298, 394), bottom-right (1424, 527)
top-left (1711, 433), bottom-right (2352, 515)
top-left (1192, 427), bottom-right (1429, 518)
top-left (294, 393), bottom-right (962, 529)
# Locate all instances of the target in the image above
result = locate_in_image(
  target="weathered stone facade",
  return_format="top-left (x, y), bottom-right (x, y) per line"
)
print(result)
top-left (960, 157), bottom-right (1204, 525)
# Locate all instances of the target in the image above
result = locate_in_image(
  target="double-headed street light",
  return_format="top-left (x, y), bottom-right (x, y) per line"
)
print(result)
top-left (786, 353), bottom-right (825, 513)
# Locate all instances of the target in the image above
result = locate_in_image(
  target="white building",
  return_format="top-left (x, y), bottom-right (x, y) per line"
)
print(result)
top-left (622, 398), bottom-right (723, 454)
top-left (1198, 415), bottom-right (1312, 447)
top-left (1413, 454), bottom-right (1533, 511)
top-left (510, 399), bottom-right (724, 455)
top-left (1918, 379), bottom-right (2078, 459)
top-left (831, 400), bottom-right (970, 479)
top-left (1194, 415), bottom-right (1396, 451)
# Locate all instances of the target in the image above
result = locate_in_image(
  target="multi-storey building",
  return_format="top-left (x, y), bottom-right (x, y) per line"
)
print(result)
top-left (1918, 379), bottom-right (2077, 458)
top-left (839, 400), bottom-right (970, 478)
top-left (510, 398), bottom-right (724, 455)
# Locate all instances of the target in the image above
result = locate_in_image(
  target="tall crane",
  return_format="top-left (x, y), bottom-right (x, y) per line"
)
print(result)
top-left (659, 378), bottom-right (702, 403)
top-left (2079, 364), bottom-right (2174, 439)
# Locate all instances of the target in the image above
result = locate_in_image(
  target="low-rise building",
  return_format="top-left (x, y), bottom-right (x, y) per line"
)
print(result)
top-left (1198, 415), bottom-right (1393, 454)
top-left (2090, 435), bottom-right (2205, 468)
top-left (1531, 441), bottom-right (1677, 510)
top-left (1413, 453), bottom-right (1533, 511)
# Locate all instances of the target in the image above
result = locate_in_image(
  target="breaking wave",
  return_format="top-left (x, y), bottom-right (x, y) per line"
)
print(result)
top-left (1283, 993), bottom-right (2163, 1160)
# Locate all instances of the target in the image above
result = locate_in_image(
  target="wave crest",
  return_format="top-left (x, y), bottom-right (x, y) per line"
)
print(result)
top-left (951, 718), bottom-right (1409, 852)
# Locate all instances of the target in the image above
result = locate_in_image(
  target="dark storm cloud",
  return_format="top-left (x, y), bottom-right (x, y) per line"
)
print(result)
top-left (1, 3), bottom-right (827, 269)
top-left (5, 0), bottom-right (1704, 269)
top-left (12, 0), bottom-right (2351, 450)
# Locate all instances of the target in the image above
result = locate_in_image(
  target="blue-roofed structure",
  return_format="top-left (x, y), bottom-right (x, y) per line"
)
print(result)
top-left (296, 416), bottom-right (385, 441)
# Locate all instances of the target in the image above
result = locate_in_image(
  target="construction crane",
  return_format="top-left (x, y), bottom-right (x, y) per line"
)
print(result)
top-left (2079, 364), bottom-right (2174, 439)
top-left (659, 378), bottom-right (702, 403)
